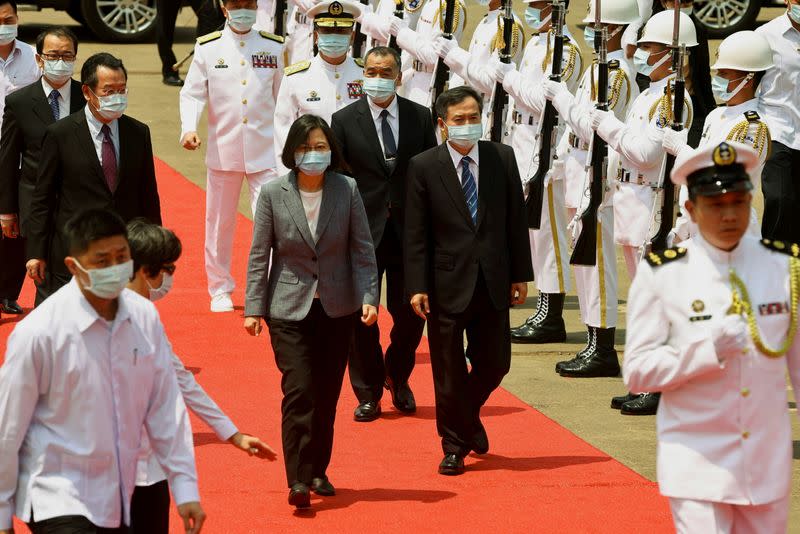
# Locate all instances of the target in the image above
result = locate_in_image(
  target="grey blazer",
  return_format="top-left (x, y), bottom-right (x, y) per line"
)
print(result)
top-left (245, 171), bottom-right (379, 322)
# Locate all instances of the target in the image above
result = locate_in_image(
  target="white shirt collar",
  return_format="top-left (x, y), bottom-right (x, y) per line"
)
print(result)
top-left (693, 230), bottom-right (752, 265)
top-left (68, 278), bottom-right (132, 333)
top-left (367, 93), bottom-right (399, 120)
top-left (84, 103), bottom-right (117, 136)
top-left (446, 140), bottom-right (480, 170)
top-left (41, 76), bottom-right (71, 102)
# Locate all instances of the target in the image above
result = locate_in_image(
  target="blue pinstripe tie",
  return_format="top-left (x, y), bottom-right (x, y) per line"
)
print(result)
top-left (460, 156), bottom-right (477, 225)
top-left (48, 89), bottom-right (60, 121)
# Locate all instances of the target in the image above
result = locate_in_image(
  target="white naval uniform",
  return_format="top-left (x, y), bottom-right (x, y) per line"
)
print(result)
top-left (595, 74), bottom-right (693, 277)
top-left (671, 99), bottom-right (770, 243)
top-left (284, 0), bottom-right (318, 65)
top-left (256, 0), bottom-right (276, 31)
top-left (361, 0), bottom-right (394, 49)
top-left (0, 281), bottom-right (198, 529)
top-left (273, 54), bottom-right (365, 175)
top-left (137, 339), bottom-right (238, 486)
top-left (553, 50), bottom-right (637, 329)
top-left (0, 39), bottom-right (40, 134)
top-left (500, 29), bottom-right (581, 295)
top-left (623, 233), bottom-right (800, 533)
top-left (180, 26), bottom-right (284, 299)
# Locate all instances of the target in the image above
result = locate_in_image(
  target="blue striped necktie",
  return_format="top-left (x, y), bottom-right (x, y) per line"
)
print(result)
top-left (48, 89), bottom-right (60, 121)
top-left (460, 156), bottom-right (477, 225)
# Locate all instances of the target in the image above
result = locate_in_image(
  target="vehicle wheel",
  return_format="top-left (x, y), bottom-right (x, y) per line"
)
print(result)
top-left (66, 0), bottom-right (85, 24)
top-left (80, 0), bottom-right (158, 43)
top-left (692, 0), bottom-right (761, 39)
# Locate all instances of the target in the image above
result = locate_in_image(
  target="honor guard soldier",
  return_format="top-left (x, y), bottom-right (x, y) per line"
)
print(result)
top-left (179, 0), bottom-right (285, 312)
top-left (664, 30), bottom-right (773, 244)
top-left (487, 0), bottom-right (582, 344)
top-left (273, 0), bottom-right (365, 175)
top-left (284, 0), bottom-right (319, 64)
top-left (623, 141), bottom-right (800, 534)
top-left (537, 0), bottom-right (639, 374)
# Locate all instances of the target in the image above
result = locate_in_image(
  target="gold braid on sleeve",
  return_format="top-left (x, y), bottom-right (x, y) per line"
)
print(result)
top-left (726, 119), bottom-right (771, 160)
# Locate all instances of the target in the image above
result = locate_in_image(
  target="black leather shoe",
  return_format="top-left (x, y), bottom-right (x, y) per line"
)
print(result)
top-left (311, 476), bottom-right (335, 496)
top-left (555, 328), bottom-right (594, 373)
top-left (353, 400), bottom-right (381, 422)
top-left (620, 392), bottom-right (660, 415)
top-left (511, 293), bottom-right (566, 344)
top-left (559, 327), bottom-right (620, 378)
top-left (162, 73), bottom-right (184, 86)
top-left (385, 378), bottom-right (416, 413)
top-left (0, 299), bottom-right (22, 314)
top-left (288, 483), bottom-right (311, 509)
top-left (471, 418), bottom-right (489, 455)
top-left (611, 392), bottom-right (637, 409)
top-left (438, 453), bottom-right (465, 476)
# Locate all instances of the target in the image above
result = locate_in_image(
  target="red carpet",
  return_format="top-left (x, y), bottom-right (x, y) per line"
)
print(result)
top-left (1, 159), bottom-right (673, 533)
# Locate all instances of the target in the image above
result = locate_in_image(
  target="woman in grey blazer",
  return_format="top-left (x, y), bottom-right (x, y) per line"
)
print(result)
top-left (243, 114), bottom-right (379, 510)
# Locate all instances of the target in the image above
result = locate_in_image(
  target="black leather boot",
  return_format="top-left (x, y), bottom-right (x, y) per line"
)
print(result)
top-left (620, 392), bottom-right (660, 415)
top-left (558, 327), bottom-right (620, 378)
top-left (511, 293), bottom-right (567, 344)
top-left (555, 327), bottom-right (594, 373)
top-left (610, 392), bottom-right (638, 409)
top-left (510, 293), bottom-right (544, 336)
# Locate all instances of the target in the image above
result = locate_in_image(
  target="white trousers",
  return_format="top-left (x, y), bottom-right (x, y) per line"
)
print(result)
top-left (571, 205), bottom-right (618, 329)
top-left (530, 179), bottom-right (571, 294)
top-left (669, 496), bottom-right (789, 534)
top-left (205, 168), bottom-right (277, 298)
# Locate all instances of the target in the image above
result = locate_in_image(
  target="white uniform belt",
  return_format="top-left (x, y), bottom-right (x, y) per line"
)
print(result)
top-left (295, 12), bottom-right (308, 24)
top-left (617, 167), bottom-right (655, 186)
top-left (412, 59), bottom-right (434, 73)
top-left (568, 132), bottom-right (589, 151)
top-left (512, 110), bottom-right (535, 125)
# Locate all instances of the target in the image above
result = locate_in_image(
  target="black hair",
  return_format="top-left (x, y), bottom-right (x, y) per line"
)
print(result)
top-left (435, 86), bottom-right (483, 121)
top-left (126, 219), bottom-right (182, 278)
top-left (35, 26), bottom-right (78, 55)
top-left (81, 52), bottom-right (127, 89)
top-left (64, 209), bottom-right (128, 256)
top-left (0, 0), bottom-right (17, 14)
top-left (281, 114), bottom-right (347, 173)
top-left (364, 46), bottom-right (401, 72)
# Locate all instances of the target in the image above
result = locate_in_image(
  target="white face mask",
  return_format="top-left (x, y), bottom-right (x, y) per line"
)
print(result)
top-left (74, 259), bottom-right (133, 300)
top-left (0, 24), bottom-right (17, 46)
top-left (90, 88), bottom-right (128, 121)
top-left (43, 59), bottom-right (75, 86)
top-left (227, 8), bottom-right (257, 32)
top-left (446, 122), bottom-right (483, 149)
top-left (147, 272), bottom-right (173, 302)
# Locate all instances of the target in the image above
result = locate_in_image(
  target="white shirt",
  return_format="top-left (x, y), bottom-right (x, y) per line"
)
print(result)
top-left (0, 40), bottom-right (41, 134)
top-left (84, 104), bottom-right (120, 165)
top-left (41, 76), bottom-right (72, 120)
top-left (367, 94), bottom-right (399, 159)
top-left (299, 188), bottom-right (323, 241)
top-left (446, 140), bottom-right (479, 193)
top-left (0, 280), bottom-right (199, 529)
top-left (756, 14), bottom-right (800, 150)
top-left (623, 233), bottom-right (800, 505)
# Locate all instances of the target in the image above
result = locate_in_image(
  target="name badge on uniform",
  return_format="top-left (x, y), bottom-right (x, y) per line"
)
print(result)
top-left (252, 53), bottom-right (278, 69)
top-left (215, 58), bottom-right (228, 69)
top-left (347, 81), bottom-right (364, 99)
top-left (307, 90), bottom-right (320, 102)
top-left (759, 301), bottom-right (790, 316)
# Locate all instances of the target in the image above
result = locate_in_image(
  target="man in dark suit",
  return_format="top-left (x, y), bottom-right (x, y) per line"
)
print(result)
top-left (0, 27), bottom-right (83, 316)
top-left (404, 86), bottom-right (533, 476)
top-left (25, 52), bottom-right (162, 305)
top-left (331, 46), bottom-right (437, 422)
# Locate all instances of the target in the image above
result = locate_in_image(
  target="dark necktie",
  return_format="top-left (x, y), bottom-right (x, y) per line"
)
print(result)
top-left (379, 109), bottom-right (397, 172)
top-left (460, 156), bottom-right (477, 225)
top-left (100, 124), bottom-right (118, 193)
top-left (48, 89), bottom-right (60, 121)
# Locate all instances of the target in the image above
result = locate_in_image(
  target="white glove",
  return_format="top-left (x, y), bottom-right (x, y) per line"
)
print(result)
top-left (389, 16), bottom-right (405, 36)
top-left (432, 36), bottom-right (457, 59)
top-left (662, 128), bottom-right (689, 156)
top-left (489, 58), bottom-right (515, 83)
top-left (542, 79), bottom-right (567, 101)
top-left (712, 314), bottom-right (750, 362)
top-left (589, 108), bottom-right (610, 131)
top-left (354, 1), bottom-right (372, 21)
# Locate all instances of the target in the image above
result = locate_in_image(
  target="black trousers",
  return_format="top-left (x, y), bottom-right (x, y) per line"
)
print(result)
top-left (761, 141), bottom-right (800, 244)
top-left (349, 222), bottom-right (425, 402)
top-left (0, 234), bottom-right (25, 301)
top-left (268, 300), bottom-right (355, 486)
top-left (130, 480), bottom-right (170, 534)
top-left (28, 515), bottom-right (128, 534)
top-left (426, 271), bottom-right (511, 456)
top-left (156, 0), bottom-right (223, 76)
top-left (33, 268), bottom-right (71, 306)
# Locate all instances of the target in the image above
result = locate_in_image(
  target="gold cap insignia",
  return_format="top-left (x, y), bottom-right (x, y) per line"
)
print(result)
top-left (712, 142), bottom-right (736, 167)
top-left (691, 300), bottom-right (705, 313)
top-left (329, 1), bottom-right (343, 15)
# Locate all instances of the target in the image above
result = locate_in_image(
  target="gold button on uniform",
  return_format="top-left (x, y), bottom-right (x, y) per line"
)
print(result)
top-left (242, 98), bottom-right (247, 104)
top-left (243, 117), bottom-right (248, 124)
top-left (741, 388), bottom-right (750, 397)
top-left (240, 41), bottom-right (245, 47)
top-left (241, 60), bottom-right (245, 65)
top-left (242, 80), bottom-right (247, 85)
top-left (336, 94), bottom-right (341, 100)
top-left (742, 431), bottom-right (750, 439)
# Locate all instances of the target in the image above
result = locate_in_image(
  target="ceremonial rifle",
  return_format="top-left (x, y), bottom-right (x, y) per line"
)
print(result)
top-left (388, 0), bottom-right (404, 53)
top-left (525, 0), bottom-right (565, 228)
top-left (274, 0), bottom-right (288, 36)
top-left (431, 0), bottom-right (456, 124)
top-left (649, 7), bottom-right (685, 252)
top-left (570, 0), bottom-right (607, 266)
top-left (488, 0), bottom-right (513, 142)
top-left (352, 0), bottom-right (371, 58)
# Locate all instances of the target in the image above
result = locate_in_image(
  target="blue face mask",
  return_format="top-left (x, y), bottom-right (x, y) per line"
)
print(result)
top-left (524, 7), bottom-right (550, 31)
top-left (633, 48), bottom-right (669, 77)
top-left (227, 9), bottom-right (257, 32)
top-left (317, 33), bottom-right (351, 58)
top-left (363, 76), bottom-right (396, 101)
top-left (583, 26), bottom-right (596, 47)
top-left (295, 150), bottom-right (331, 175)
top-left (711, 74), bottom-right (749, 102)
top-left (447, 122), bottom-right (483, 148)
top-left (790, 4), bottom-right (800, 24)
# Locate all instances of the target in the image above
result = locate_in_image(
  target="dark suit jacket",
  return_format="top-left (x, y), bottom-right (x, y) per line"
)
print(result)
top-left (26, 110), bottom-right (162, 277)
top-left (404, 141), bottom-right (533, 315)
top-left (331, 96), bottom-right (437, 247)
top-left (0, 78), bottom-right (84, 234)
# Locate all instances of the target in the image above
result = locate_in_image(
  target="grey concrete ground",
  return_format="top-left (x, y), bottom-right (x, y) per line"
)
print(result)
top-left (15, 4), bottom-right (799, 529)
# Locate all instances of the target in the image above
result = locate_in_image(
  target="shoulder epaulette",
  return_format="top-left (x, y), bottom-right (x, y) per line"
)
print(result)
top-left (197, 31), bottom-right (222, 45)
top-left (354, 57), bottom-right (365, 68)
top-left (744, 110), bottom-right (761, 122)
top-left (259, 30), bottom-right (284, 43)
top-left (761, 239), bottom-right (800, 258)
top-left (645, 247), bottom-right (687, 267)
top-left (608, 59), bottom-right (620, 70)
top-left (284, 60), bottom-right (311, 76)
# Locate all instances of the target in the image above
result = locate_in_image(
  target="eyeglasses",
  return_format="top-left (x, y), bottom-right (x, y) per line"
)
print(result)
top-left (90, 87), bottom-right (129, 97)
top-left (40, 53), bottom-right (76, 62)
